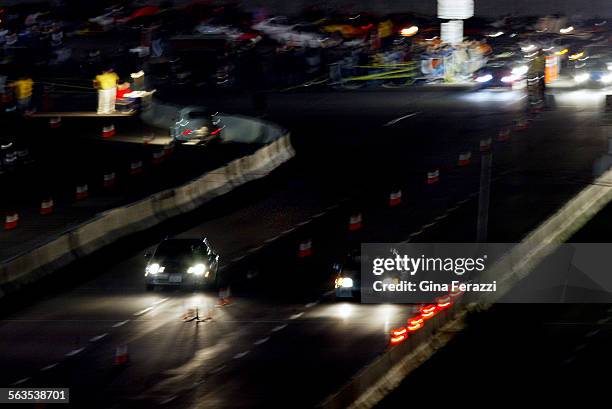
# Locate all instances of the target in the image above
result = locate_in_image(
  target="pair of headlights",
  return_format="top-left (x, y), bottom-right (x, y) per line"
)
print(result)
top-left (574, 73), bottom-right (612, 84)
top-left (146, 263), bottom-right (208, 276)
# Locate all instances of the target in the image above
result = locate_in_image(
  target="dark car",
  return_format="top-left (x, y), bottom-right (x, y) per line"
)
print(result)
top-left (473, 59), bottom-right (528, 89)
top-left (170, 107), bottom-right (224, 144)
top-left (145, 238), bottom-right (220, 290)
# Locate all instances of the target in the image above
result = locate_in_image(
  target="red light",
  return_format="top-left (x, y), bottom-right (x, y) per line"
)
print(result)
top-left (420, 304), bottom-right (437, 319)
top-left (421, 304), bottom-right (436, 314)
top-left (210, 128), bottom-right (222, 136)
top-left (450, 288), bottom-right (464, 298)
top-left (407, 317), bottom-right (424, 331)
top-left (436, 295), bottom-right (452, 309)
top-left (182, 129), bottom-right (193, 136)
top-left (360, 23), bottom-right (374, 30)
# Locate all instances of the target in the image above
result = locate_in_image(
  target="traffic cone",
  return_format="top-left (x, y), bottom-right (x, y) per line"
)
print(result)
top-left (480, 138), bottom-right (492, 153)
top-left (151, 150), bottom-right (165, 165)
top-left (389, 190), bottom-right (402, 207)
top-left (49, 117), bottom-right (61, 129)
top-left (427, 169), bottom-right (440, 185)
top-left (217, 287), bottom-right (231, 306)
top-left (103, 172), bottom-right (116, 188)
top-left (458, 151), bottom-right (472, 167)
top-left (348, 213), bottom-right (363, 231)
top-left (497, 128), bottom-right (511, 142)
top-left (515, 117), bottom-right (529, 131)
top-left (75, 184), bottom-right (88, 200)
top-left (102, 124), bottom-right (115, 138)
top-left (114, 344), bottom-right (129, 365)
top-left (297, 239), bottom-right (313, 257)
top-left (4, 212), bottom-right (18, 230)
top-left (40, 198), bottom-right (54, 215)
top-left (130, 160), bottom-right (143, 175)
top-left (163, 142), bottom-right (175, 156)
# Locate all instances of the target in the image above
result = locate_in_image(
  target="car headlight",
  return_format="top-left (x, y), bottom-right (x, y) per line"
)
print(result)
top-left (475, 74), bottom-right (493, 83)
top-left (335, 277), bottom-right (354, 288)
top-left (146, 263), bottom-right (160, 275)
top-left (187, 263), bottom-right (207, 276)
top-left (574, 73), bottom-right (590, 83)
top-left (511, 65), bottom-right (529, 77)
top-left (601, 74), bottom-right (612, 84)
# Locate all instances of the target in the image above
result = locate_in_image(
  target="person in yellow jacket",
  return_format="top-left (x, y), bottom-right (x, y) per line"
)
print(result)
top-left (93, 69), bottom-right (119, 114)
top-left (11, 76), bottom-right (34, 113)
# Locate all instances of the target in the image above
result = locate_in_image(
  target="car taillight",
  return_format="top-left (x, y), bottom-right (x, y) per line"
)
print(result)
top-left (182, 129), bottom-right (193, 136)
top-left (210, 128), bottom-right (222, 136)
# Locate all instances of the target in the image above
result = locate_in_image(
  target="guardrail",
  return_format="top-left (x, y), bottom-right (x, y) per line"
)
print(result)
top-left (320, 166), bottom-right (612, 409)
top-left (0, 128), bottom-right (295, 298)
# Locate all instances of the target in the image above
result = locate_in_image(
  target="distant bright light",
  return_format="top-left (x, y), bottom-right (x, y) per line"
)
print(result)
top-left (400, 26), bottom-right (419, 37)
top-left (555, 48), bottom-right (569, 56)
top-left (475, 74), bottom-right (493, 83)
top-left (560, 26), bottom-right (574, 34)
top-left (574, 73), bottom-right (590, 83)
top-left (521, 44), bottom-right (536, 52)
top-left (600, 74), bottom-right (612, 84)
top-left (569, 51), bottom-right (585, 61)
top-left (487, 31), bottom-right (504, 38)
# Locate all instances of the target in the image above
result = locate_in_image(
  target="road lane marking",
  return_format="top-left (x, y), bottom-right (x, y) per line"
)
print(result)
top-left (209, 364), bottom-right (227, 374)
top-left (89, 333), bottom-right (108, 342)
top-left (231, 255), bottom-right (246, 263)
top-left (264, 236), bottom-right (279, 243)
top-left (289, 312), bottom-right (304, 320)
top-left (597, 317), bottom-right (611, 325)
top-left (323, 290), bottom-right (334, 296)
top-left (112, 320), bottom-right (130, 328)
top-left (305, 301), bottom-right (319, 308)
top-left (422, 222), bottom-right (436, 229)
top-left (153, 298), bottom-right (169, 306)
top-left (134, 307), bottom-right (154, 316)
top-left (40, 363), bottom-right (58, 371)
top-left (233, 351), bottom-right (250, 359)
top-left (585, 329), bottom-right (601, 338)
top-left (247, 246), bottom-right (262, 253)
top-left (282, 227), bottom-right (296, 235)
top-left (297, 220), bottom-right (310, 227)
top-left (160, 395), bottom-right (177, 405)
top-left (574, 343), bottom-right (587, 351)
top-left (12, 377), bottom-right (30, 386)
top-left (312, 212), bottom-right (327, 218)
top-left (383, 112), bottom-right (420, 127)
top-left (272, 324), bottom-right (287, 332)
top-left (65, 347), bottom-right (85, 357)
top-left (254, 337), bottom-right (270, 345)
top-left (435, 214), bottom-right (449, 221)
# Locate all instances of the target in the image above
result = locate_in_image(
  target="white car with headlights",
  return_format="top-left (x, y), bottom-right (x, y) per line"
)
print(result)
top-left (144, 238), bottom-right (219, 290)
top-left (573, 60), bottom-right (612, 86)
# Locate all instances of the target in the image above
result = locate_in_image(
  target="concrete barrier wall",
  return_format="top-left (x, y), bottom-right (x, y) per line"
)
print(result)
top-left (0, 134), bottom-right (295, 297)
top-left (320, 167), bottom-right (612, 409)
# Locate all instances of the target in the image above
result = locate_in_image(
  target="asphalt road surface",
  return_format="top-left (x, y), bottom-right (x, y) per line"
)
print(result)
top-left (1, 86), bottom-right (610, 408)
